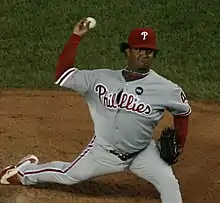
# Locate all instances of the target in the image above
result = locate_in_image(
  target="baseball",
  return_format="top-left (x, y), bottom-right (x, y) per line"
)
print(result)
top-left (85, 17), bottom-right (96, 29)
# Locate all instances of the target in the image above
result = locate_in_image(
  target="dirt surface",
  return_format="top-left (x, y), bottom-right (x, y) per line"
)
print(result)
top-left (0, 89), bottom-right (220, 203)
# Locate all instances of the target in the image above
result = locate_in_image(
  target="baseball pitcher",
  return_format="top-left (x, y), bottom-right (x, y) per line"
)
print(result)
top-left (0, 18), bottom-right (191, 203)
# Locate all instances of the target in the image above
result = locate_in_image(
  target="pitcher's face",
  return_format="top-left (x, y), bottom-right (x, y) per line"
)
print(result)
top-left (126, 48), bottom-right (155, 73)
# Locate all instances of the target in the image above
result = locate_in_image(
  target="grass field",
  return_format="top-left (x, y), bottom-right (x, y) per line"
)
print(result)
top-left (0, 0), bottom-right (220, 100)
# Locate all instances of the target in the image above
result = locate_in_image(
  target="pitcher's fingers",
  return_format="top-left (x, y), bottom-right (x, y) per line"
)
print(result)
top-left (84, 21), bottom-right (91, 29)
top-left (77, 18), bottom-right (86, 26)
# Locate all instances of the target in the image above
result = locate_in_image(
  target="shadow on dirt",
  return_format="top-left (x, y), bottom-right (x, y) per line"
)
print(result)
top-left (31, 179), bottom-right (159, 199)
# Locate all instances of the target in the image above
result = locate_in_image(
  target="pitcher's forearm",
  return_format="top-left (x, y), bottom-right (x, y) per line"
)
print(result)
top-left (55, 34), bottom-right (82, 81)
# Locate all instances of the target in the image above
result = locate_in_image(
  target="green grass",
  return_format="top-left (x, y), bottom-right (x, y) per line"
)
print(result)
top-left (0, 0), bottom-right (220, 100)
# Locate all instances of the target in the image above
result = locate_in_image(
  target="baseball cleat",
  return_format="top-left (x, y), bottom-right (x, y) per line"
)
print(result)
top-left (0, 165), bottom-right (21, 185)
top-left (16, 154), bottom-right (39, 168)
top-left (0, 155), bottom-right (39, 185)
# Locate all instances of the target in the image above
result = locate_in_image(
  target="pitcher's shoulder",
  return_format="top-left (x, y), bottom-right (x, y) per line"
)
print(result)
top-left (91, 68), bottom-right (119, 77)
top-left (149, 70), bottom-right (179, 89)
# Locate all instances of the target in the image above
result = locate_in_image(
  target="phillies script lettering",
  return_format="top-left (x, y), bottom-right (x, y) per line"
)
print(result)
top-left (94, 84), bottom-right (152, 115)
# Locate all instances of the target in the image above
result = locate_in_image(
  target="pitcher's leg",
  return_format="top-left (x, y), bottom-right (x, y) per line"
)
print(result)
top-left (19, 150), bottom-right (94, 185)
top-left (1, 137), bottom-right (126, 186)
top-left (129, 140), bottom-right (182, 203)
top-left (18, 137), bottom-right (97, 185)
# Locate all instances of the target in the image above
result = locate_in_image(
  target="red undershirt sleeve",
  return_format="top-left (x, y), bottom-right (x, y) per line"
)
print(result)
top-left (55, 33), bottom-right (82, 81)
top-left (174, 115), bottom-right (189, 148)
top-left (54, 33), bottom-right (98, 96)
top-left (165, 85), bottom-right (191, 148)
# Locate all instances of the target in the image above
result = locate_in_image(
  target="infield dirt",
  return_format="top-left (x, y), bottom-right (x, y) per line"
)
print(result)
top-left (0, 90), bottom-right (220, 203)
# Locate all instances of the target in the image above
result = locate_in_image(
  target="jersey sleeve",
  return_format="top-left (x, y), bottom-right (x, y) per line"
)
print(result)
top-left (55, 67), bottom-right (97, 95)
top-left (166, 86), bottom-right (191, 116)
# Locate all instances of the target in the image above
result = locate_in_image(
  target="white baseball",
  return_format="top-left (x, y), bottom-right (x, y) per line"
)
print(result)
top-left (85, 17), bottom-right (96, 29)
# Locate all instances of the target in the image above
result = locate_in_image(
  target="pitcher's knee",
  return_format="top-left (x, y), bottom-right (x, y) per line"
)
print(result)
top-left (54, 173), bottom-right (82, 185)
top-left (157, 174), bottom-right (180, 192)
top-left (63, 170), bottom-right (92, 185)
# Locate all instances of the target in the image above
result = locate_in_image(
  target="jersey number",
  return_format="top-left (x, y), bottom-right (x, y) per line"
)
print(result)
top-left (180, 91), bottom-right (187, 103)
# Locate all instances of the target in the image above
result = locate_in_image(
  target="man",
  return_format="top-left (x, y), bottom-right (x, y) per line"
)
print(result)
top-left (0, 18), bottom-right (191, 203)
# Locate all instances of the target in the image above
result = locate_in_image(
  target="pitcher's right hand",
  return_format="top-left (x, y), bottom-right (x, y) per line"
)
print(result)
top-left (73, 18), bottom-right (91, 37)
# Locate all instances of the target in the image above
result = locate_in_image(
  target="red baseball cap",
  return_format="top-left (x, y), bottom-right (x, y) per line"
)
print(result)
top-left (128, 28), bottom-right (158, 50)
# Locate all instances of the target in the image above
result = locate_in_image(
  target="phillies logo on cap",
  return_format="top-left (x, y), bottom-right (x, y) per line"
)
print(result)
top-left (127, 28), bottom-right (158, 50)
top-left (141, 31), bottom-right (148, 40)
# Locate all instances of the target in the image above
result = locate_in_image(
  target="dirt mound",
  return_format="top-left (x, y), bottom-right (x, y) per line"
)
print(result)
top-left (0, 90), bottom-right (219, 203)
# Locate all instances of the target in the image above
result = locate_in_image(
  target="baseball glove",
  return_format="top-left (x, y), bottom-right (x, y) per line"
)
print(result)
top-left (156, 127), bottom-right (181, 165)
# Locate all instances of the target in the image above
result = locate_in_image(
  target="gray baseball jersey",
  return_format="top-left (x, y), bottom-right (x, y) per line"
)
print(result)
top-left (17, 67), bottom-right (187, 202)
top-left (55, 68), bottom-right (191, 154)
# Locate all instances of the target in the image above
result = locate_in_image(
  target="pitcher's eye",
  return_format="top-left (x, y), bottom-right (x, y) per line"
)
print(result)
top-left (136, 48), bottom-right (153, 55)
